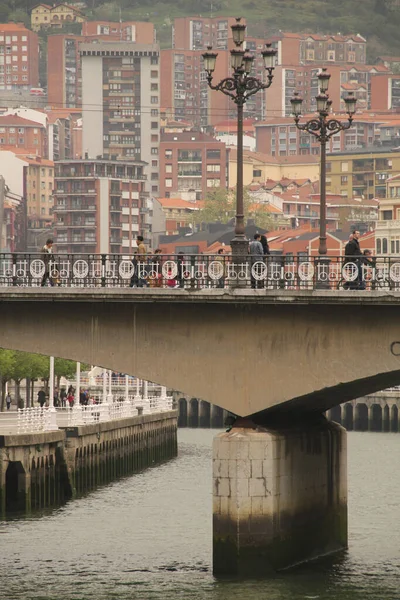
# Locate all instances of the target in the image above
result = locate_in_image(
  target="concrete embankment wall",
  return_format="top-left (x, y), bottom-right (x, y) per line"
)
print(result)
top-left (0, 411), bottom-right (177, 515)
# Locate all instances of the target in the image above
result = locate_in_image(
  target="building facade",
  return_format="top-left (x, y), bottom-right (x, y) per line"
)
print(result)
top-left (159, 132), bottom-right (227, 200)
top-left (326, 148), bottom-right (400, 199)
top-left (172, 16), bottom-right (238, 51)
top-left (268, 32), bottom-right (367, 67)
top-left (31, 3), bottom-right (85, 32)
top-left (80, 42), bottom-right (160, 196)
top-left (0, 24), bottom-right (39, 90)
top-left (53, 159), bottom-right (151, 253)
top-left (0, 115), bottom-right (46, 156)
top-left (81, 21), bottom-right (155, 43)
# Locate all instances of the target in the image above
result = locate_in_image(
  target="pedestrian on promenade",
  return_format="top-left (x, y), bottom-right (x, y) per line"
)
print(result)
top-left (41, 238), bottom-right (54, 287)
top-left (344, 230), bottom-right (362, 289)
top-left (359, 249), bottom-right (374, 290)
top-left (249, 233), bottom-right (264, 289)
top-left (149, 249), bottom-right (162, 288)
top-left (6, 392), bottom-right (11, 410)
top-left (136, 235), bottom-right (148, 287)
top-left (60, 387), bottom-right (67, 408)
top-left (67, 390), bottom-right (74, 407)
top-left (215, 248), bottom-right (226, 289)
top-left (37, 389), bottom-right (46, 408)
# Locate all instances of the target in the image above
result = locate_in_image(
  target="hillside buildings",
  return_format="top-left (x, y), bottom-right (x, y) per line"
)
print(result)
top-left (31, 3), bottom-right (85, 32)
top-left (0, 24), bottom-right (39, 91)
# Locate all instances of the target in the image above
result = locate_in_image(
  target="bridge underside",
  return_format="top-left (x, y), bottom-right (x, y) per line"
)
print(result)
top-left (1, 290), bottom-right (400, 416)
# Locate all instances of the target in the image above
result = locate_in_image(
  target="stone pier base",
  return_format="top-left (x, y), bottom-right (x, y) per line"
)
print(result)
top-left (213, 417), bottom-right (347, 575)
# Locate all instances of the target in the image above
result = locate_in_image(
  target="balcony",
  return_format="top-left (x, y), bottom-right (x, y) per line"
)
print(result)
top-left (178, 171), bottom-right (202, 177)
top-left (177, 156), bottom-right (202, 163)
top-left (375, 220), bottom-right (400, 230)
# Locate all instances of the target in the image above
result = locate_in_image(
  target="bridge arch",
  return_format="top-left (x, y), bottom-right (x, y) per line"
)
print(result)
top-left (2, 292), bottom-right (400, 417)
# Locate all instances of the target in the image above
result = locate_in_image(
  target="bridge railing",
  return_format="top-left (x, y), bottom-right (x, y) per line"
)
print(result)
top-left (0, 253), bottom-right (399, 291)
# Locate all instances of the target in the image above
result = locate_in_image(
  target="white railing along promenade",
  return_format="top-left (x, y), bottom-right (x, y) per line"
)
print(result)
top-left (0, 407), bottom-right (51, 435)
top-left (0, 395), bottom-right (173, 434)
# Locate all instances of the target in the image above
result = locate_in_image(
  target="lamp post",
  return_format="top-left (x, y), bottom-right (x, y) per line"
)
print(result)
top-left (202, 18), bottom-right (277, 262)
top-left (290, 69), bottom-right (357, 256)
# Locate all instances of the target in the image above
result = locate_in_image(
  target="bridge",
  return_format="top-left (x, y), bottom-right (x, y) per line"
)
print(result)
top-left (2, 252), bottom-right (400, 576)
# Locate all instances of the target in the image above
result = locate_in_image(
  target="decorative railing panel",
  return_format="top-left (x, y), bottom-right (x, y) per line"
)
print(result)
top-left (0, 253), bottom-right (399, 291)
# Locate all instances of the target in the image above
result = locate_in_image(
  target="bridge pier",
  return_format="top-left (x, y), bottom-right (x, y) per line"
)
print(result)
top-left (213, 417), bottom-right (347, 575)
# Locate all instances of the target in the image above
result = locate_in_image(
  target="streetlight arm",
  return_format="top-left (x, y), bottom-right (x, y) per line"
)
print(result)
top-left (294, 115), bottom-right (354, 142)
top-left (206, 71), bottom-right (275, 105)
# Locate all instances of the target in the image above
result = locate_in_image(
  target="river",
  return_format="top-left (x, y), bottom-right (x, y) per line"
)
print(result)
top-left (0, 429), bottom-right (399, 600)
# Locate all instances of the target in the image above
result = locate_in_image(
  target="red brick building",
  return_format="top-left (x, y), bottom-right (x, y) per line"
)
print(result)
top-left (0, 115), bottom-right (46, 155)
top-left (267, 32), bottom-right (367, 67)
top-left (0, 23), bottom-right (39, 90)
top-left (159, 132), bottom-right (227, 200)
top-left (81, 21), bottom-right (155, 43)
top-left (255, 113), bottom-right (380, 157)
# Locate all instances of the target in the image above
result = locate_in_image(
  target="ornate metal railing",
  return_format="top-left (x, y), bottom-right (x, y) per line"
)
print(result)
top-left (1, 253), bottom-right (400, 291)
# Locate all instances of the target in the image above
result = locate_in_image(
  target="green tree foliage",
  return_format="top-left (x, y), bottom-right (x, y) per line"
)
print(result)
top-left (194, 187), bottom-right (276, 230)
top-left (0, 350), bottom-right (85, 410)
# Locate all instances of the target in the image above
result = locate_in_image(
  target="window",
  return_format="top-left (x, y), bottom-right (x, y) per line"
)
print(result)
top-left (377, 239), bottom-right (382, 254)
top-left (207, 164), bottom-right (220, 172)
top-left (151, 70), bottom-right (158, 78)
top-left (165, 178), bottom-right (172, 188)
top-left (382, 210), bottom-right (393, 220)
top-left (151, 56), bottom-right (158, 65)
top-left (151, 147), bottom-right (158, 155)
top-left (152, 185), bottom-right (158, 192)
top-left (151, 109), bottom-right (158, 116)
top-left (151, 134), bottom-right (158, 142)
top-left (165, 164), bottom-right (172, 173)
top-left (151, 160), bottom-right (158, 167)
top-left (341, 162), bottom-right (348, 172)
top-left (151, 83), bottom-right (158, 91)
top-left (150, 96), bottom-right (158, 104)
top-left (341, 175), bottom-right (348, 184)
top-left (165, 149), bottom-right (172, 158)
top-left (41, 194), bottom-right (45, 202)
top-left (253, 169), bottom-right (262, 177)
top-left (9, 128), bottom-right (15, 133)
top-left (206, 149), bottom-right (220, 159)
top-left (151, 121), bottom-right (158, 129)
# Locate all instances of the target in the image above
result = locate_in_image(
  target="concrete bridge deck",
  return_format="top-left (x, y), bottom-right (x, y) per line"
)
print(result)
top-left (2, 287), bottom-right (400, 305)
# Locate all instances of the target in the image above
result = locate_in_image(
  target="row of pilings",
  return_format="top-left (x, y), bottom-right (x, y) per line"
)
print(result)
top-left (0, 412), bottom-right (177, 517)
top-left (327, 400), bottom-right (399, 432)
top-left (175, 394), bottom-right (400, 433)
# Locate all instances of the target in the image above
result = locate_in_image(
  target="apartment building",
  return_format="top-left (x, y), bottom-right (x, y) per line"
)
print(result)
top-left (326, 148), bottom-right (400, 199)
top-left (31, 3), bottom-right (85, 32)
top-left (268, 64), bottom-right (388, 117)
top-left (268, 32), bottom-right (366, 66)
top-left (0, 150), bottom-right (54, 228)
top-left (159, 132), bottom-right (227, 200)
top-left (80, 42), bottom-right (160, 195)
top-left (173, 16), bottom-right (239, 51)
top-left (255, 114), bottom-right (380, 157)
top-left (375, 174), bottom-right (400, 256)
top-left (0, 23), bottom-right (39, 90)
top-left (81, 21), bottom-right (155, 43)
top-left (0, 115), bottom-right (46, 155)
top-left (53, 159), bottom-right (151, 253)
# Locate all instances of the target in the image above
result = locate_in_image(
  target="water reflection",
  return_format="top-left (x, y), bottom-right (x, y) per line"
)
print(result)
top-left (0, 430), bottom-right (399, 600)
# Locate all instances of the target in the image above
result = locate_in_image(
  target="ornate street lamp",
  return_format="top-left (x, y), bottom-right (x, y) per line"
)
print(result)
top-left (202, 18), bottom-right (277, 262)
top-left (290, 68), bottom-right (357, 255)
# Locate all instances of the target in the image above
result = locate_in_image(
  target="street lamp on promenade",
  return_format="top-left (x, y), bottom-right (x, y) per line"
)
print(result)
top-left (290, 69), bottom-right (357, 255)
top-left (202, 18), bottom-right (277, 261)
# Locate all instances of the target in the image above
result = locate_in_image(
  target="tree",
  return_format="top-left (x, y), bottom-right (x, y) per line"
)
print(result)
top-left (194, 188), bottom-right (235, 225)
top-left (54, 358), bottom-right (79, 389)
top-left (195, 187), bottom-right (276, 231)
top-left (0, 350), bottom-right (16, 411)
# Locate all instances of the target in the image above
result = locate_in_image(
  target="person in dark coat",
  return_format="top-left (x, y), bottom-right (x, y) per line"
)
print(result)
top-left (260, 234), bottom-right (270, 257)
top-left (344, 230), bottom-right (362, 289)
